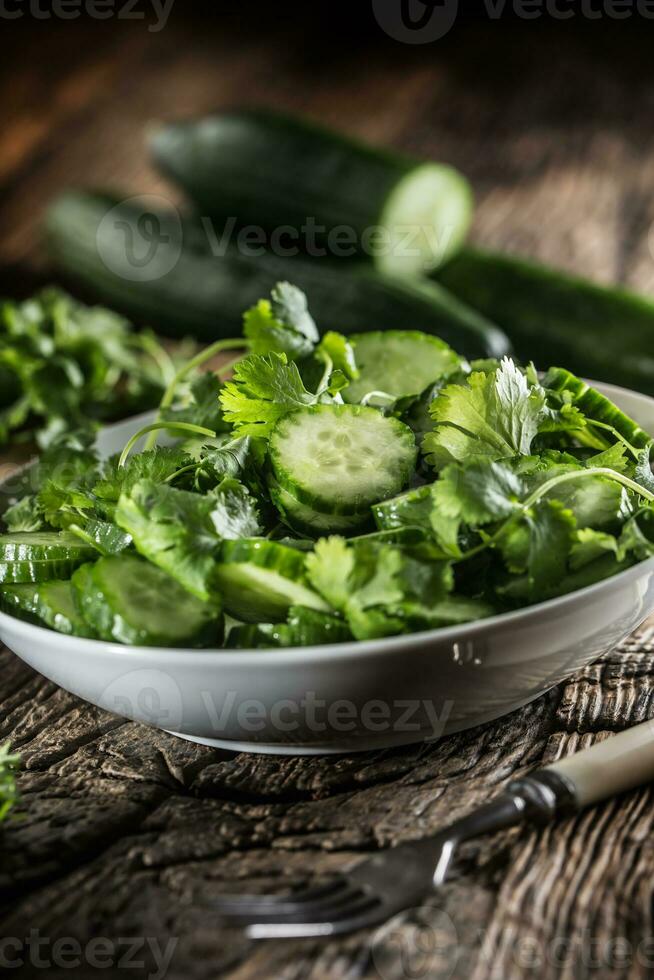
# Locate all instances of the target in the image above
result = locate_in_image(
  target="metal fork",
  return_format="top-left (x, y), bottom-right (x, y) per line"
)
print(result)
top-left (207, 719), bottom-right (654, 938)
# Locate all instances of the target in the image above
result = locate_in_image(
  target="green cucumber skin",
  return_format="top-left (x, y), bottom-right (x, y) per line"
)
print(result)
top-left (543, 368), bottom-right (653, 450)
top-left (72, 557), bottom-right (222, 648)
top-left (214, 539), bottom-right (328, 623)
top-left (45, 192), bottom-right (509, 362)
top-left (437, 247), bottom-right (654, 395)
top-left (0, 531), bottom-right (95, 562)
top-left (150, 109), bottom-right (471, 272)
top-left (0, 557), bottom-right (84, 584)
top-left (268, 480), bottom-right (370, 537)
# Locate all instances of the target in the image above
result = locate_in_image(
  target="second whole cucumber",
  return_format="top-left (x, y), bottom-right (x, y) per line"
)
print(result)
top-left (45, 191), bottom-right (510, 361)
top-left (436, 247), bottom-right (654, 396)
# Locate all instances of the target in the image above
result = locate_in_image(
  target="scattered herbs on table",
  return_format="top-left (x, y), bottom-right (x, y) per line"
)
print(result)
top-left (0, 742), bottom-right (19, 824)
top-left (0, 288), bottom-right (180, 451)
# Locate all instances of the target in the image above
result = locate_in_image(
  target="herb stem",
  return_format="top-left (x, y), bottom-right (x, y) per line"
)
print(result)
top-left (119, 422), bottom-right (216, 468)
top-left (144, 338), bottom-right (247, 450)
top-left (459, 466), bottom-right (654, 562)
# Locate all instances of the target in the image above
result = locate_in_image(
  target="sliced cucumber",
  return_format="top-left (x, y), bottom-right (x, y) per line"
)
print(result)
top-left (72, 556), bottom-right (222, 647)
top-left (213, 539), bottom-right (328, 623)
top-left (227, 607), bottom-right (352, 649)
top-left (0, 584), bottom-right (41, 624)
top-left (269, 405), bottom-right (417, 516)
top-left (0, 531), bottom-right (95, 563)
top-left (269, 479), bottom-right (368, 536)
top-left (35, 580), bottom-right (97, 636)
top-left (1, 581), bottom-right (96, 637)
top-left (543, 368), bottom-right (653, 450)
top-left (343, 331), bottom-right (461, 404)
top-left (151, 109), bottom-right (472, 276)
top-left (0, 557), bottom-right (84, 584)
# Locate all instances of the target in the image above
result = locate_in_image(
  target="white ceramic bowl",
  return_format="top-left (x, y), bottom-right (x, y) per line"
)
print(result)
top-left (1, 382), bottom-right (653, 756)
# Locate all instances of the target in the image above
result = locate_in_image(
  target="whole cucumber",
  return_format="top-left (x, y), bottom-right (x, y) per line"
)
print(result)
top-left (437, 247), bottom-right (654, 395)
top-left (150, 109), bottom-right (473, 277)
top-left (44, 191), bottom-right (509, 361)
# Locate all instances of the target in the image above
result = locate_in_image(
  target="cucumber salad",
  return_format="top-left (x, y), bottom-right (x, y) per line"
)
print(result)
top-left (1, 281), bottom-right (654, 649)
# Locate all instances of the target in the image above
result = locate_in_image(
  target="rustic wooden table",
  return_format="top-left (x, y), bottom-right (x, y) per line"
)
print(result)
top-left (2, 13), bottom-right (654, 979)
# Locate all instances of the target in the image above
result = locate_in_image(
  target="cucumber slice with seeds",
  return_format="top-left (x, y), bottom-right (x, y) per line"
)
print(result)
top-left (214, 539), bottom-right (328, 623)
top-left (269, 405), bottom-right (417, 516)
top-left (269, 479), bottom-right (369, 537)
top-left (0, 532), bottom-right (95, 563)
top-left (72, 556), bottom-right (222, 647)
top-left (343, 331), bottom-right (461, 404)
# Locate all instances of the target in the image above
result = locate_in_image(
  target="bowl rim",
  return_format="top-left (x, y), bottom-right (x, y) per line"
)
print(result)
top-left (1, 377), bottom-right (653, 665)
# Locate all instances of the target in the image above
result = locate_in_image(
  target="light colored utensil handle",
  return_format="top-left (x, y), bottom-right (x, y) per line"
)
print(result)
top-left (545, 718), bottom-right (654, 808)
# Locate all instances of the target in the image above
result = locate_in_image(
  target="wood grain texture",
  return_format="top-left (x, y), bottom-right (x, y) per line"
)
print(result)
top-left (2, 13), bottom-right (654, 980)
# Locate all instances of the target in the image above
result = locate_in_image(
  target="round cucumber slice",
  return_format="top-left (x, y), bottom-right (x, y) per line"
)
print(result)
top-left (269, 479), bottom-right (369, 537)
top-left (0, 531), bottom-right (95, 562)
top-left (214, 539), bottom-right (328, 623)
top-left (73, 556), bottom-right (222, 647)
top-left (343, 331), bottom-right (461, 404)
top-left (269, 404), bottom-right (417, 516)
top-left (377, 162), bottom-right (473, 277)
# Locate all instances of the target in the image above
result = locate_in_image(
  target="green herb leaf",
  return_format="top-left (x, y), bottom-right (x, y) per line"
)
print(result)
top-left (219, 352), bottom-right (319, 438)
top-left (425, 358), bottom-right (546, 468)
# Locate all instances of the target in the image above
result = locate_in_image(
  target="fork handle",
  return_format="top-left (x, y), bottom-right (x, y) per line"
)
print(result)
top-left (510, 718), bottom-right (654, 815)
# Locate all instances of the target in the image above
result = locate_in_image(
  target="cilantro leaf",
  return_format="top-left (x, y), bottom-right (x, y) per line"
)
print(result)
top-left (570, 528), bottom-right (619, 570)
top-left (208, 478), bottom-right (262, 540)
top-left (244, 282), bottom-right (318, 360)
top-left (425, 358), bottom-right (546, 468)
top-left (94, 447), bottom-right (191, 507)
top-left (499, 499), bottom-right (576, 600)
top-left (3, 495), bottom-right (45, 532)
top-left (634, 445), bottom-right (654, 495)
top-left (115, 480), bottom-right (222, 601)
top-left (307, 536), bottom-right (455, 640)
top-left (316, 332), bottom-right (359, 381)
top-left (219, 352), bottom-right (319, 438)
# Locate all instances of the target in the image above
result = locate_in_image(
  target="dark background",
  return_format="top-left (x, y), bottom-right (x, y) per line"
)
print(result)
top-left (2, 3), bottom-right (654, 303)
